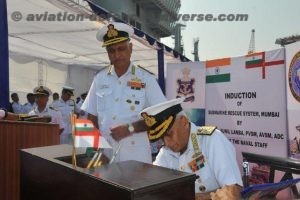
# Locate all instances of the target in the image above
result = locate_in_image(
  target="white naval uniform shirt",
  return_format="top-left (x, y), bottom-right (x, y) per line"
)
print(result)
top-left (52, 99), bottom-right (78, 135)
top-left (28, 106), bottom-right (64, 129)
top-left (82, 63), bottom-right (166, 163)
top-left (50, 100), bottom-right (60, 109)
top-left (154, 123), bottom-right (243, 193)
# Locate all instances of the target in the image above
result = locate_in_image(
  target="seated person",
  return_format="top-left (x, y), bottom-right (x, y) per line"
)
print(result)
top-left (140, 98), bottom-right (243, 200)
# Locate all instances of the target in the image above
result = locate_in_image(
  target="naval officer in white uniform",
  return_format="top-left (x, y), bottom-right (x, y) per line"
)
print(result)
top-left (52, 86), bottom-right (80, 144)
top-left (82, 22), bottom-right (166, 163)
top-left (28, 86), bottom-right (64, 134)
top-left (140, 98), bottom-right (243, 200)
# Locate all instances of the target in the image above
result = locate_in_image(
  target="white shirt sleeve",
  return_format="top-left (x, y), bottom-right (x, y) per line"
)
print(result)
top-left (204, 130), bottom-right (243, 187)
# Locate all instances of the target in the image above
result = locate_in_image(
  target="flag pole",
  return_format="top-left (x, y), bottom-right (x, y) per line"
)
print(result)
top-left (109, 143), bottom-right (121, 164)
top-left (93, 149), bottom-right (103, 168)
top-left (86, 150), bottom-right (98, 169)
top-left (71, 113), bottom-right (77, 167)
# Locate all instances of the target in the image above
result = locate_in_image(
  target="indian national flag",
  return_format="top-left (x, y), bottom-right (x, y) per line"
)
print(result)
top-left (206, 58), bottom-right (231, 83)
top-left (245, 52), bottom-right (264, 68)
top-left (74, 119), bottom-right (111, 149)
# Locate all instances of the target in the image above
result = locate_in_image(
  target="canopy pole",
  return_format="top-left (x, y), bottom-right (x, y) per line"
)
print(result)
top-left (157, 48), bottom-right (165, 94)
top-left (0, 0), bottom-right (9, 108)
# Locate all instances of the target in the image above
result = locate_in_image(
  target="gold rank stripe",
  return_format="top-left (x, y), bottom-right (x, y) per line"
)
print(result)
top-left (191, 133), bottom-right (200, 155)
top-left (197, 126), bottom-right (217, 135)
top-left (102, 37), bottom-right (128, 47)
top-left (148, 116), bottom-right (173, 141)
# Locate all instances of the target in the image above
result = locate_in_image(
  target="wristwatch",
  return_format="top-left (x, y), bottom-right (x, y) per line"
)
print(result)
top-left (127, 123), bottom-right (134, 133)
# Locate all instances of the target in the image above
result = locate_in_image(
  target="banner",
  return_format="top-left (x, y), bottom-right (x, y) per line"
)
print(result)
top-left (285, 41), bottom-right (300, 160)
top-left (166, 62), bottom-right (206, 126)
top-left (205, 48), bottom-right (287, 163)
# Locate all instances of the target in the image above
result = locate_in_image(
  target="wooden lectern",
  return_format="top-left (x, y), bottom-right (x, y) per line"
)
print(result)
top-left (21, 145), bottom-right (196, 200)
top-left (0, 120), bottom-right (60, 200)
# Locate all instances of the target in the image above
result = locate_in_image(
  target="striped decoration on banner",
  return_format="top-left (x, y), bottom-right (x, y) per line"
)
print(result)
top-left (245, 52), bottom-right (264, 68)
top-left (245, 51), bottom-right (285, 79)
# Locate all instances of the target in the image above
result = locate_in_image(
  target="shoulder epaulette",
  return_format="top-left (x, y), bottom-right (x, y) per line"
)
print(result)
top-left (49, 106), bottom-right (58, 111)
top-left (137, 65), bottom-right (154, 75)
top-left (197, 126), bottom-right (217, 136)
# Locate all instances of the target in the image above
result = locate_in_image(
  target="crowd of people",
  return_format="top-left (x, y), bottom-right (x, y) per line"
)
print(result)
top-left (3, 86), bottom-right (88, 144)
top-left (0, 21), bottom-right (244, 199)
top-left (8, 89), bottom-right (86, 116)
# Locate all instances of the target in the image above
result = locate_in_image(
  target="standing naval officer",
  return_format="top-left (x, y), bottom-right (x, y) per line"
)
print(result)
top-left (77, 92), bottom-right (88, 119)
top-left (28, 86), bottom-right (64, 134)
top-left (52, 86), bottom-right (80, 144)
top-left (82, 22), bottom-right (166, 163)
top-left (140, 98), bottom-right (243, 200)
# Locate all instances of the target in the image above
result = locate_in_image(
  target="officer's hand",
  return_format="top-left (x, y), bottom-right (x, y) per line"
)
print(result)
top-left (110, 124), bottom-right (132, 141)
top-left (195, 192), bottom-right (211, 200)
top-left (210, 185), bottom-right (242, 200)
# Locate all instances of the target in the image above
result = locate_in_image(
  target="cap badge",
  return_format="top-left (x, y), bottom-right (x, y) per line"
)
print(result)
top-left (141, 112), bottom-right (157, 127)
top-left (107, 24), bottom-right (118, 38)
top-left (37, 86), bottom-right (44, 92)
